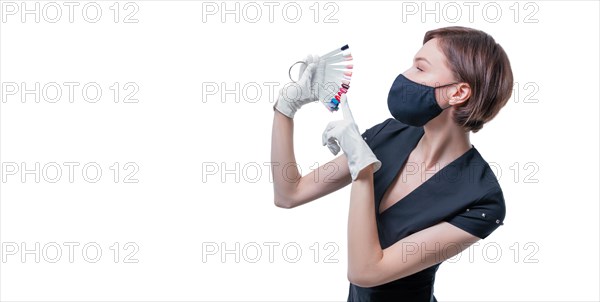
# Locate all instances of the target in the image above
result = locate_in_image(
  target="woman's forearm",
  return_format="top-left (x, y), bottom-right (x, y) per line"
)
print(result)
top-left (271, 109), bottom-right (302, 207)
top-left (347, 164), bottom-right (383, 282)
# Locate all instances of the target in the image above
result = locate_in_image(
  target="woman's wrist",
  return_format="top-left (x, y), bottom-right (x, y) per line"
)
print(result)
top-left (273, 103), bottom-right (293, 121)
top-left (354, 164), bottom-right (375, 181)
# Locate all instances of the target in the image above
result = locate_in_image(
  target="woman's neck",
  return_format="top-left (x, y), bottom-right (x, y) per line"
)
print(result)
top-left (418, 111), bottom-right (472, 170)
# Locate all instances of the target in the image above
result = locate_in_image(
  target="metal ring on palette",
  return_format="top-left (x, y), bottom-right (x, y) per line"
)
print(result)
top-left (288, 61), bottom-right (308, 83)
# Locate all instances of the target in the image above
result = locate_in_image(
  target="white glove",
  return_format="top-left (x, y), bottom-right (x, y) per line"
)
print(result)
top-left (273, 54), bottom-right (320, 119)
top-left (321, 94), bottom-right (382, 181)
top-left (312, 55), bottom-right (335, 104)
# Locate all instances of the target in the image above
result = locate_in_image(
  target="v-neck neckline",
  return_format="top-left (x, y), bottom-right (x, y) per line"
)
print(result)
top-left (377, 129), bottom-right (475, 216)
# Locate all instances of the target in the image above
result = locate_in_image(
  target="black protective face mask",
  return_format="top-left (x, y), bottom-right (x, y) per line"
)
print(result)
top-left (387, 74), bottom-right (457, 127)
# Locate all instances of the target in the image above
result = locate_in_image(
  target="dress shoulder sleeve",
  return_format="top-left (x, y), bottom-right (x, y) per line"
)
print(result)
top-left (444, 187), bottom-right (507, 239)
top-left (361, 118), bottom-right (394, 148)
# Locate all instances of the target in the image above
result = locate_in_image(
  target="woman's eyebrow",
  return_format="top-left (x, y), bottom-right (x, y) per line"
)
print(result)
top-left (414, 56), bottom-right (432, 66)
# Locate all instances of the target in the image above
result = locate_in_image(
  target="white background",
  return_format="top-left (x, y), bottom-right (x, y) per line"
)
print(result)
top-left (0, 0), bottom-right (598, 301)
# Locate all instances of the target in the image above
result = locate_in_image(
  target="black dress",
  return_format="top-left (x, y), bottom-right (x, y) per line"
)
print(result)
top-left (347, 118), bottom-right (506, 302)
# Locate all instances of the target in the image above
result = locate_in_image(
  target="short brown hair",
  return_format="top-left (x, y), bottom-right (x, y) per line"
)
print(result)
top-left (424, 26), bottom-right (513, 133)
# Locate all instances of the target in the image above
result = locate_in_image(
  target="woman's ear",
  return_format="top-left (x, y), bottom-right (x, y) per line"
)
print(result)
top-left (450, 82), bottom-right (471, 105)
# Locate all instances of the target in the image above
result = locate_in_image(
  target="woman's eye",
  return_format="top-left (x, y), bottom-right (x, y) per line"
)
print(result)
top-left (416, 66), bottom-right (423, 72)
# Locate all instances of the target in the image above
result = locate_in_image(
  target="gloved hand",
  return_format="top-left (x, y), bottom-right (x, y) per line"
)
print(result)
top-left (322, 94), bottom-right (382, 181)
top-left (273, 54), bottom-right (321, 119)
top-left (312, 54), bottom-right (335, 104)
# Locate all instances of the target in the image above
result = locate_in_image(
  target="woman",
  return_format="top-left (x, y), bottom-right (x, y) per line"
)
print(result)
top-left (271, 26), bottom-right (513, 301)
